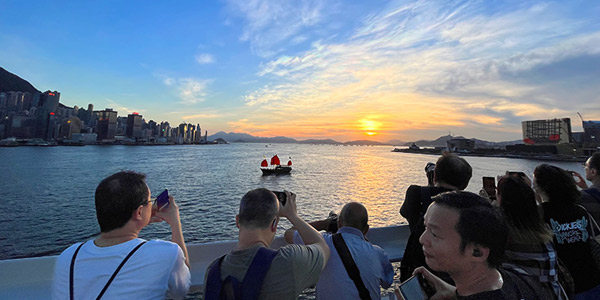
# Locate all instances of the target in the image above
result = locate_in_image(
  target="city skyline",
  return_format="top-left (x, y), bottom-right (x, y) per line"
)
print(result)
top-left (1, 0), bottom-right (599, 142)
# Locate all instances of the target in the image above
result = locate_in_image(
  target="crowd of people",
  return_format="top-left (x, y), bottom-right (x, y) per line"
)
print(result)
top-left (50, 151), bottom-right (600, 299)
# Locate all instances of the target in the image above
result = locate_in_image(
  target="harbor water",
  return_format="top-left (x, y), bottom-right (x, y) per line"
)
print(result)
top-left (0, 143), bottom-right (586, 261)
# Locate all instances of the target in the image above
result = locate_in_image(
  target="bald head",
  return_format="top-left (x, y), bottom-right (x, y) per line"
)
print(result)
top-left (339, 202), bottom-right (368, 232)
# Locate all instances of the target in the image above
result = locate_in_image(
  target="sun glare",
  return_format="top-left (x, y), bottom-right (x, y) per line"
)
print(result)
top-left (360, 119), bottom-right (382, 137)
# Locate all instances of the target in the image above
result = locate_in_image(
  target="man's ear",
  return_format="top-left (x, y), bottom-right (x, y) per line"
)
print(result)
top-left (467, 243), bottom-right (489, 262)
top-left (132, 205), bottom-right (144, 221)
top-left (235, 215), bottom-right (240, 229)
top-left (270, 217), bottom-right (279, 232)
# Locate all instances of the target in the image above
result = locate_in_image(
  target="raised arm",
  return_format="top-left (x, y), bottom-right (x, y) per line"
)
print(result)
top-left (279, 191), bottom-right (330, 267)
top-left (155, 196), bottom-right (190, 268)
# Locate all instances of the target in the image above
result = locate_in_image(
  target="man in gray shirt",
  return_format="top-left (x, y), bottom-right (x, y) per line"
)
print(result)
top-left (204, 188), bottom-right (330, 299)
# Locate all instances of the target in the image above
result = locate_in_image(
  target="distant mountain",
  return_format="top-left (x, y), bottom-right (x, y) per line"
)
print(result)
top-left (209, 131), bottom-right (297, 143)
top-left (405, 134), bottom-right (458, 147)
top-left (386, 139), bottom-right (405, 145)
top-left (406, 134), bottom-right (522, 148)
top-left (298, 139), bottom-right (341, 144)
top-left (344, 140), bottom-right (388, 146)
top-left (0, 67), bottom-right (40, 94)
top-left (209, 131), bottom-right (519, 148)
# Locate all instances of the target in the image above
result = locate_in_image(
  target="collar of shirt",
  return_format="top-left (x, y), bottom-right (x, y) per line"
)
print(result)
top-left (336, 226), bottom-right (366, 240)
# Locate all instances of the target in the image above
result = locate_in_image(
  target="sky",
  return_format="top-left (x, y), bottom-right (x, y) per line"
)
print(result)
top-left (1, 0), bottom-right (599, 142)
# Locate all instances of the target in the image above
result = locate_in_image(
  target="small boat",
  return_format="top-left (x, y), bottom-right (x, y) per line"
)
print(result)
top-left (261, 165), bottom-right (292, 175)
top-left (261, 155), bottom-right (292, 175)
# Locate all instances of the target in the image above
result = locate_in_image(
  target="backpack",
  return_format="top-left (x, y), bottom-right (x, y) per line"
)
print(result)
top-left (205, 247), bottom-right (278, 300)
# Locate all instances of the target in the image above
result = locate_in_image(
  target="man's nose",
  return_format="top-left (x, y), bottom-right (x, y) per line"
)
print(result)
top-left (419, 231), bottom-right (428, 246)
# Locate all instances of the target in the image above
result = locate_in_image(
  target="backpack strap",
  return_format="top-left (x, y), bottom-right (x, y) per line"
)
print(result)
top-left (205, 255), bottom-right (227, 300)
top-left (241, 247), bottom-right (278, 300)
top-left (96, 241), bottom-right (147, 300)
top-left (205, 248), bottom-right (278, 300)
top-left (69, 240), bottom-right (147, 300)
top-left (332, 234), bottom-right (372, 300)
top-left (69, 242), bottom-right (86, 300)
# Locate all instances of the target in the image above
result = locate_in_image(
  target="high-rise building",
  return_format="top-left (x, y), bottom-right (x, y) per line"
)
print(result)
top-left (58, 116), bottom-right (82, 140)
top-left (96, 109), bottom-right (118, 142)
top-left (126, 113), bottom-right (143, 139)
top-left (34, 91), bottom-right (61, 139)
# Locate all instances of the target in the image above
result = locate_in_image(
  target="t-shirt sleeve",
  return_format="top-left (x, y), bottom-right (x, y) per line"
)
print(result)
top-left (293, 230), bottom-right (305, 245)
top-left (167, 245), bottom-right (191, 300)
top-left (281, 244), bottom-right (325, 295)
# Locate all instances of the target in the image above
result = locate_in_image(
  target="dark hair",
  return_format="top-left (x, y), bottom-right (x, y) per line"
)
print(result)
top-left (497, 176), bottom-right (552, 244)
top-left (534, 164), bottom-right (580, 204)
top-left (238, 188), bottom-right (278, 229)
top-left (432, 191), bottom-right (507, 268)
top-left (339, 202), bottom-right (368, 232)
top-left (434, 152), bottom-right (473, 190)
top-left (95, 171), bottom-right (149, 232)
top-left (589, 152), bottom-right (600, 172)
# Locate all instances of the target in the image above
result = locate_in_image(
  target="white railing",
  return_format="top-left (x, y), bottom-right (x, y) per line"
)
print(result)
top-left (0, 225), bottom-right (409, 299)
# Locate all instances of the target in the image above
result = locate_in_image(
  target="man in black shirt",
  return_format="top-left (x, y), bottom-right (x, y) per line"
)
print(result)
top-left (405, 191), bottom-right (550, 300)
top-left (399, 152), bottom-right (472, 281)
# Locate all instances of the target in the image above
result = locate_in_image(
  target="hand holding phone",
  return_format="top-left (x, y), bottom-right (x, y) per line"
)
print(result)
top-left (398, 274), bottom-right (435, 300)
top-left (482, 177), bottom-right (496, 201)
top-left (156, 189), bottom-right (170, 211)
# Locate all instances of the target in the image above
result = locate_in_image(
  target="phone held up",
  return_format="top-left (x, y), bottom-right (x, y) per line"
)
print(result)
top-left (156, 189), bottom-right (170, 211)
top-left (398, 274), bottom-right (436, 300)
top-left (272, 190), bottom-right (287, 206)
top-left (482, 177), bottom-right (496, 201)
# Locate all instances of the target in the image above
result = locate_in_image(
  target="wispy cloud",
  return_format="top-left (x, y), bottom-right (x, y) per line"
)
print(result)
top-left (225, 0), bottom-right (334, 57)
top-left (157, 75), bottom-right (213, 105)
top-left (234, 1), bottom-right (600, 140)
top-left (106, 99), bottom-right (143, 115)
top-left (195, 53), bottom-right (215, 64)
top-left (182, 113), bottom-right (221, 120)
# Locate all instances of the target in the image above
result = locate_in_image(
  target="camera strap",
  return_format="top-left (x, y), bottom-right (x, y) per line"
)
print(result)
top-left (332, 233), bottom-right (372, 300)
top-left (69, 240), bottom-right (147, 300)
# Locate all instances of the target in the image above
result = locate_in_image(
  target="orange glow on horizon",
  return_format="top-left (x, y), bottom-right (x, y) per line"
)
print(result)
top-left (366, 132), bottom-right (377, 136)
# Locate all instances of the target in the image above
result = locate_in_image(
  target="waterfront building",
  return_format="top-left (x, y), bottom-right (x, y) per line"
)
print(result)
top-left (126, 113), bottom-right (143, 139)
top-left (447, 138), bottom-right (475, 152)
top-left (514, 118), bottom-right (576, 155)
top-left (34, 91), bottom-right (60, 139)
top-left (58, 116), bottom-right (82, 140)
top-left (96, 108), bottom-right (117, 142)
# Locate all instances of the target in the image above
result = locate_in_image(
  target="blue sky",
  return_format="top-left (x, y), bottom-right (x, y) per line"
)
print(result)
top-left (1, 0), bottom-right (599, 142)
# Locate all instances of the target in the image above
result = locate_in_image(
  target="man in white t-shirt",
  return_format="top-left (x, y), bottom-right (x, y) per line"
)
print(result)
top-left (51, 171), bottom-right (191, 300)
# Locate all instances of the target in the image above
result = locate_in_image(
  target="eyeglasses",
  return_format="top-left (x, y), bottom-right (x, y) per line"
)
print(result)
top-left (142, 198), bottom-right (156, 206)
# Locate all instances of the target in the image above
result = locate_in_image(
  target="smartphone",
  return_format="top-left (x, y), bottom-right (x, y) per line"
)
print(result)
top-left (272, 190), bottom-right (287, 206)
top-left (508, 171), bottom-right (526, 179)
top-left (156, 189), bottom-right (169, 211)
top-left (398, 274), bottom-right (435, 300)
top-left (482, 177), bottom-right (496, 200)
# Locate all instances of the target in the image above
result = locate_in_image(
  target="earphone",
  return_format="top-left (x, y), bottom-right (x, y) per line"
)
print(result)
top-left (473, 249), bottom-right (482, 257)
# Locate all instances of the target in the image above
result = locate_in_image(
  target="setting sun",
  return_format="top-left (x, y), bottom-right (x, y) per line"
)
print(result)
top-left (366, 132), bottom-right (377, 136)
